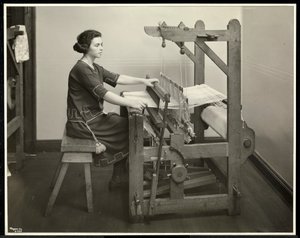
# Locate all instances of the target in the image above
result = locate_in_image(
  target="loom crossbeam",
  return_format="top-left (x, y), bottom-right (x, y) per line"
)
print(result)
top-left (144, 26), bottom-right (229, 42)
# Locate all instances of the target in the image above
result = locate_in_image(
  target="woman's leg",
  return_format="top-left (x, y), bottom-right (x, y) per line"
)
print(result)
top-left (66, 113), bottom-right (130, 189)
top-left (109, 157), bottom-right (129, 190)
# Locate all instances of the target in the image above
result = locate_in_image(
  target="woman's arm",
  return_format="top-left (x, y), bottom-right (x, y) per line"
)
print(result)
top-left (103, 91), bottom-right (147, 111)
top-left (117, 74), bottom-right (158, 87)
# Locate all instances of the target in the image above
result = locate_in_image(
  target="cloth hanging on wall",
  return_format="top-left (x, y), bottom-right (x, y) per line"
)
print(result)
top-left (10, 25), bottom-right (30, 63)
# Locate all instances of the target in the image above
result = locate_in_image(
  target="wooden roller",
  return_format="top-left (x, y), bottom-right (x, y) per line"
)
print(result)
top-left (201, 105), bottom-right (227, 139)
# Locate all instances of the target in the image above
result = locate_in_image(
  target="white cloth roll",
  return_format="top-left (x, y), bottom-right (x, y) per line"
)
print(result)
top-left (201, 105), bottom-right (227, 139)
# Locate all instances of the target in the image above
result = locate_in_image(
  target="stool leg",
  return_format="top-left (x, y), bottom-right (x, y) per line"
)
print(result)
top-left (84, 163), bottom-right (93, 213)
top-left (50, 153), bottom-right (63, 189)
top-left (45, 163), bottom-right (69, 216)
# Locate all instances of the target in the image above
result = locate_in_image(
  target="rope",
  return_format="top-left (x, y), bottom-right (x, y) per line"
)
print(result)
top-left (184, 54), bottom-right (187, 87)
top-left (179, 55), bottom-right (183, 87)
top-left (81, 121), bottom-right (106, 154)
top-left (160, 44), bottom-right (165, 88)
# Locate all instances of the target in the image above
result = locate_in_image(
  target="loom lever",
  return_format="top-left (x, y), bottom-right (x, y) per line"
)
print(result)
top-left (197, 33), bottom-right (219, 40)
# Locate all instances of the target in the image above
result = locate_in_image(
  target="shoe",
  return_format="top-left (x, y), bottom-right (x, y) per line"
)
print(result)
top-left (93, 153), bottom-right (103, 167)
top-left (108, 176), bottom-right (122, 191)
top-left (108, 159), bottom-right (129, 191)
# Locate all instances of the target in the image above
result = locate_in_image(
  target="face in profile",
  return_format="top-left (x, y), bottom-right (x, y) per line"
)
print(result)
top-left (87, 37), bottom-right (103, 58)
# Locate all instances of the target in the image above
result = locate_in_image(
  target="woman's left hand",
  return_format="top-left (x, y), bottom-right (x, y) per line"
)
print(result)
top-left (144, 78), bottom-right (159, 87)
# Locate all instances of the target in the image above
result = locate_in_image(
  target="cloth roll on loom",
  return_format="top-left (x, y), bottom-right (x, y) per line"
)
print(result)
top-left (201, 104), bottom-right (227, 139)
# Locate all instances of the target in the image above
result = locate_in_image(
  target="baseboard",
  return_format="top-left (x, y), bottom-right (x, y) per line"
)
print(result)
top-left (35, 139), bottom-right (293, 206)
top-left (35, 139), bottom-right (61, 152)
top-left (249, 152), bottom-right (293, 207)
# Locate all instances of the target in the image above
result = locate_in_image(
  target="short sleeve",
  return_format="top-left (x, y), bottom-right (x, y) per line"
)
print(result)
top-left (102, 67), bottom-right (119, 87)
top-left (74, 67), bottom-right (108, 100)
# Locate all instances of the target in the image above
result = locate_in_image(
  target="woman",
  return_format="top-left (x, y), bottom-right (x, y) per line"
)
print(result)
top-left (66, 29), bottom-right (158, 189)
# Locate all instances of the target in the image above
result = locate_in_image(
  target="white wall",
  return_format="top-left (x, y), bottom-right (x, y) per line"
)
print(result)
top-left (36, 5), bottom-right (294, 187)
top-left (241, 6), bottom-right (294, 186)
top-left (36, 5), bottom-right (242, 140)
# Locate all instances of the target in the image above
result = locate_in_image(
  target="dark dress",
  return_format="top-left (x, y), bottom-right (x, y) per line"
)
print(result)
top-left (66, 60), bottom-right (129, 163)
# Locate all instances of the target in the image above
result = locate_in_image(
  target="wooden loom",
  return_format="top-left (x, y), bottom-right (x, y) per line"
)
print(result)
top-left (122, 19), bottom-right (255, 222)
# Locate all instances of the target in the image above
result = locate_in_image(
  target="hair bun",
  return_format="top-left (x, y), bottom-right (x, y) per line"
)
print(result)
top-left (73, 42), bottom-right (87, 53)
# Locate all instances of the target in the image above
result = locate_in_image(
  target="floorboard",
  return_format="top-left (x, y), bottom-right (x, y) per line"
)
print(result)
top-left (6, 152), bottom-right (293, 233)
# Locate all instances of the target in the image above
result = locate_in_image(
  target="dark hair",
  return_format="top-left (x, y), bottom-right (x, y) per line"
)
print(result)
top-left (73, 30), bottom-right (102, 54)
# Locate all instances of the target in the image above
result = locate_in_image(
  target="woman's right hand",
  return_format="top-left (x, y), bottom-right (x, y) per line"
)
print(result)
top-left (128, 99), bottom-right (148, 111)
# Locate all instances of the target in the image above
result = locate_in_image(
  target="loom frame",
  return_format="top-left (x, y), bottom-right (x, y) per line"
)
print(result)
top-left (125, 19), bottom-right (254, 222)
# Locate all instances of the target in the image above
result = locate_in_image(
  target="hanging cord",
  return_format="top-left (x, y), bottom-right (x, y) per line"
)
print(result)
top-left (82, 121), bottom-right (106, 154)
top-left (184, 53), bottom-right (187, 88)
top-left (183, 53), bottom-right (187, 110)
top-left (160, 43), bottom-right (164, 74)
top-left (160, 43), bottom-right (166, 88)
top-left (179, 55), bottom-right (183, 88)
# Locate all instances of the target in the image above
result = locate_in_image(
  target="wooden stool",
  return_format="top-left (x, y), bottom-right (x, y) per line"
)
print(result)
top-left (45, 131), bottom-right (99, 216)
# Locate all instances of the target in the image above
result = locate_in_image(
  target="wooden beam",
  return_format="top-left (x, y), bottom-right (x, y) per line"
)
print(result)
top-left (15, 63), bottom-right (24, 170)
top-left (193, 20), bottom-right (206, 145)
top-left (143, 142), bottom-right (228, 162)
top-left (61, 153), bottom-right (92, 163)
top-left (61, 133), bottom-right (98, 153)
top-left (175, 42), bottom-right (197, 64)
top-left (169, 134), bottom-right (185, 199)
top-left (204, 158), bottom-right (227, 187)
top-left (7, 116), bottom-right (21, 138)
top-left (143, 194), bottom-right (229, 215)
top-left (183, 45), bottom-right (198, 63)
top-left (128, 112), bottom-right (145, 221)
top-left (144, 26), bottom-right (229, 42)
top-left (24, 7), bottom-right (37, 153)
top-left (227, 19), bottom-right (242, 215)
top-left (7, 152), bottom-right (17, 163)
top-left (146, 107), bottom-right (163, 128)
top-left (143, 173), bottom-right (217, 198)
top-left (195, 39), bottom-right (228, 75)
top-left (182, 143), bottom-right (228, 158)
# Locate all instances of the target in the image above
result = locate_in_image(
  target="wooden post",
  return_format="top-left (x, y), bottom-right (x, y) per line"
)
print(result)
top-left (227, 19), bottom-right (242, 215)
top-left (24, 7), bottom-right (37, 153)
top-left (128, 111), bottom-right (144, 222)
top-left (170, 133), bottom-right (185, 199)
top-left (193, 20), bottom-right (205, 143)
top-left (15, 64), bottom-right (24, 170)
top-left (45, 162), bottom-right (69, 216)
top-left (84, 163), bottom-right (93, 213)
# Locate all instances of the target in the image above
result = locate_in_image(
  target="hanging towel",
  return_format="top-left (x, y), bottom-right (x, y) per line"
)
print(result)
top-left (10, 25), bottom-right (30, 63)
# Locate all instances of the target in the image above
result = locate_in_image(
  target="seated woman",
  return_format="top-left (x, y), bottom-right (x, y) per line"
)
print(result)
top-left (66, 29), bottom-right (158, 190)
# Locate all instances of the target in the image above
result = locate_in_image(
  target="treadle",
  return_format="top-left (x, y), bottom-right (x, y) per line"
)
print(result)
top-left (143, 170), bottom-right (217, 198)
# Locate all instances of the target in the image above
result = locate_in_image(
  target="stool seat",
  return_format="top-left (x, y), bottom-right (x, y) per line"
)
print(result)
top-left (45, 129), bottom-right (95, 216)
top-left (61, 130), bottom-right (97, 153)
top-left (62, 153), bottom-right (93, 163)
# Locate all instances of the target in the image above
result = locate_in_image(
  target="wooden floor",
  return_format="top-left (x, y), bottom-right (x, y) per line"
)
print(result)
top-left (7, 152), bottom-right (293, 234)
